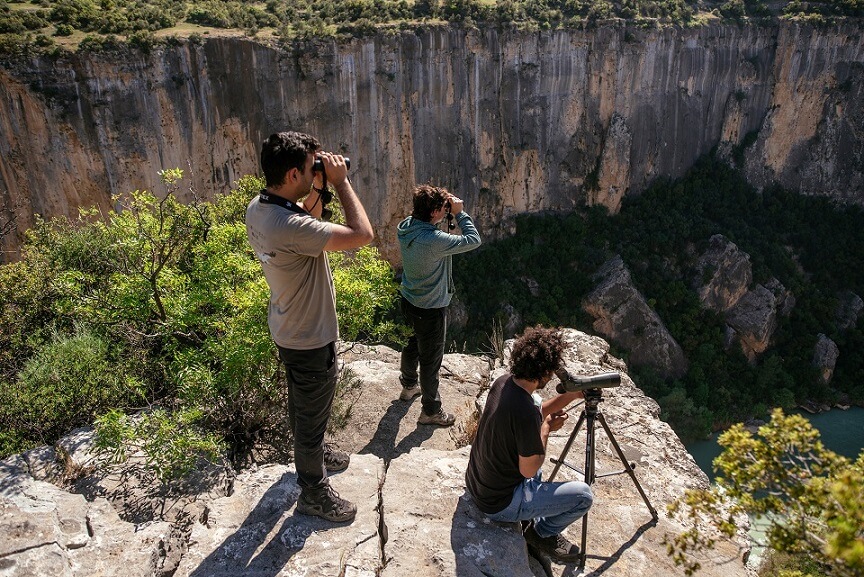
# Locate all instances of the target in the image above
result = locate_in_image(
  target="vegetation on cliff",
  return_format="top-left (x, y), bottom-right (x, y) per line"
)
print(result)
top-left (669, 409), bottom-right (864, 577)
top-left (1, 0), bottom-right (862, 56)
top-left (0, 170), bottom-right (400, 474)
top-left (453, 156), bottom-right (864, 439)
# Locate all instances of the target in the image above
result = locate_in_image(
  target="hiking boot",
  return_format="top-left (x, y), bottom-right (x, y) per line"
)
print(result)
top-left (523, 523), bottom-right (581, 563)
top-left (324, 444), bottom-right (349, 472)
top-left (417, 408), bottom-right (456, 427)
top-left (399, 384), bottom-right (422, 401)
top-left (296, 485), bottom-right (357, 523)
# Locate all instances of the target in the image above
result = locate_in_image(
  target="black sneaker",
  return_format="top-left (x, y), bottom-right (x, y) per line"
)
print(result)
top-left (296, 485), bottom-right (357, 523)
top-left (417, 408), bottom-right (456, 427)
top-left (324, 444), bottom-right (349, 472)
top-left (524, 523), bottom-right (581, 563)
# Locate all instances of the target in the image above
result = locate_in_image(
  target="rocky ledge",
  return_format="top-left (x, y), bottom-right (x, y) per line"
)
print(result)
top-left (0, 329), bottom-right (751, 577)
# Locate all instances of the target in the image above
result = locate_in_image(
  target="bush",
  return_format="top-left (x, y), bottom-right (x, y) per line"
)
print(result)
top-left (0, 170), bottom-right (402, 475)
top-left (0, 328), bottom-right (142, 453)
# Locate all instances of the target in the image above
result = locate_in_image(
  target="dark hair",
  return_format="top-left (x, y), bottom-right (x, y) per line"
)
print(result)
top-left (261, 131), bottom-right (320, 187)
top-left (411, 184), bottom-right (449, 222)
top-left (510, 326), bottom-right (566, 381)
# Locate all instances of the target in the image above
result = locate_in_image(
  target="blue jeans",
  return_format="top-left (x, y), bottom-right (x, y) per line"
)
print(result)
top-left (486, 473), bottom-right (593, 538)
top-left (399, 296), bottom-right (447, 415)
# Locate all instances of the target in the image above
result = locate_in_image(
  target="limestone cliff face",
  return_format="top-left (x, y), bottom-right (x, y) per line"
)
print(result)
top-left (1, 23), bottom-right (862, 262)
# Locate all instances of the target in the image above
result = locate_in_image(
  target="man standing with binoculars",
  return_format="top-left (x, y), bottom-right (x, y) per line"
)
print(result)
top-left (396, 185), bottom-right (481, 426)
top-left (246, 131), bottom-right (373, 523)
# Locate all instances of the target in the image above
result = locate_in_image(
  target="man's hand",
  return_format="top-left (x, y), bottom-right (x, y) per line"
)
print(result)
top-left (544, 410), bottom-right (569, 433)
top-left (317, 152), bottom-right (349, 186)
top-left (447, 194), bottom-right (464, 215)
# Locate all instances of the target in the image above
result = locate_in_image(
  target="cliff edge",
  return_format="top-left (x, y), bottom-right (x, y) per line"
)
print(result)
top-left (0, 329), bottom-right (751, 577)
top-left (2, 23), bottom-right (863, 263)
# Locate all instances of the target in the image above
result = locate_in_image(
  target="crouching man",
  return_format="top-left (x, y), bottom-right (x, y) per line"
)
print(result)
top-left (465, 326), bottom-right (593, 563)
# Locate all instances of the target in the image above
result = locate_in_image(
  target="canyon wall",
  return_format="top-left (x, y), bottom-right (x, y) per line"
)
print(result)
top-left (1, 23), bottom-right (862, 262)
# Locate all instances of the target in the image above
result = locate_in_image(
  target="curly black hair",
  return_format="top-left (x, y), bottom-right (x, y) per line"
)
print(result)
top-left (510, 326), bottom-right (566, 382)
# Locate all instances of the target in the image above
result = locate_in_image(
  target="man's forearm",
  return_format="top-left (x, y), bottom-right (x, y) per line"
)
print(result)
top-left (334, 181), bottom-right (373, 238)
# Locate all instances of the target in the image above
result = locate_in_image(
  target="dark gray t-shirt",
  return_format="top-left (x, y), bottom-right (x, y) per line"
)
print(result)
top-left (245, 196), bottom-right (336, 350)
top-left (466, 374), bottom-right (545, 514)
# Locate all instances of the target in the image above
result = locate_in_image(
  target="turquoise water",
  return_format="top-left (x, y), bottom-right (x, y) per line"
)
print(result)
top-left (686, 406), bottom-right (864, 480)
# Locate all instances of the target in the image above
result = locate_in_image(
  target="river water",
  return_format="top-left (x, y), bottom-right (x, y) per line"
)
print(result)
top-left (685, 406), bottom-right (864, 481)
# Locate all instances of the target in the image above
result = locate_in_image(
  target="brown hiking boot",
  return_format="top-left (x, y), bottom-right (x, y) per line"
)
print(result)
top-left (417, 408), bottom-right (455, 427)
top-left (399, 384), bottom-right (422, 401)
top-left (524, 523), bottom-right (581, 563)
top-left (296, 485), bottom-right (357, 523)
top-left (323, 443), bottom-right (349, 472)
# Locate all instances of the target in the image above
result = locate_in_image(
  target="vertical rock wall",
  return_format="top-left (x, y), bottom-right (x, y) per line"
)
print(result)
top-left (1, 23), bottom-right (862, 263)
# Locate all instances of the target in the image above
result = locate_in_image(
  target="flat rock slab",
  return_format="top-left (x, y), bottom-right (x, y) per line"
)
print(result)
top-left (174, 454), bottom-right (384, 577)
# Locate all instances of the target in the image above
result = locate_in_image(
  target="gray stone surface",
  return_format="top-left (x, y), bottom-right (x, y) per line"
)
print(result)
top-left (693, 234), bottom-right (753, 313)
top-left (812, 333), bottom-right (840, 385)
top-left (726, 284), bottom-right (779, 360)
top-left (0, 453), bottom-right (174, 577)
top-left (0, 329), bottom-right (751, 577)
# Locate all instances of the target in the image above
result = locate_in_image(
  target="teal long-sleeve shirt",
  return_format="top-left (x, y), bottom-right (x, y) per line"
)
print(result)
top-left (397, 211), bottom-right (482, 309)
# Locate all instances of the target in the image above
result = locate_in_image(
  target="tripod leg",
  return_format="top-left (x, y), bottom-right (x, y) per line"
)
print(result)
top-left (578, 412), bottom-right (597, 568)
top-left (548, 411), bottom-right (586, 483)
top-left (596, 413), bottom-right (658, 519)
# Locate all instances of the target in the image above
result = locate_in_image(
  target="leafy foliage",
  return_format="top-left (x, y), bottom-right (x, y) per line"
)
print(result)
top-left (2, 0), bottom-right (861, 56)
top-left (666, 409), bottom-right (864, 577)
top-left (0, 170), bottom-right (401, 477)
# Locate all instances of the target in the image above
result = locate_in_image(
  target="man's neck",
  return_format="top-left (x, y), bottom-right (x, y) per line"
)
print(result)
top-left (512, 376), bottom-right (540, 394)
top-left (267, 184), bottom-right (303, 203)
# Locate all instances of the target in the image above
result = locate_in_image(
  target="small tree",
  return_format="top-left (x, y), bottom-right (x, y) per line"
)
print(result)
top-left (666, 409), bottom-right (864, 577)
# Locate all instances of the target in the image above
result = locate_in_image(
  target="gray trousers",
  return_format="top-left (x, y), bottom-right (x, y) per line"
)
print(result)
top-left (277, 341), bottom-right (338, 492)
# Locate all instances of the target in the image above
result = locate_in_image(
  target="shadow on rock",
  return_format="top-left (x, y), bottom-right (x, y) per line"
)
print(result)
top-left (357, 400), bottom-right (434, 462)
top-left (185, 470), bottom-right (345, 577)
top-left (449, 490), bottom-right (537, 577)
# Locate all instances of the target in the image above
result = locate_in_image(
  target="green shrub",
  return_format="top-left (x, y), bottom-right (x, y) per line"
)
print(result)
top-left (94, 407), bottom-right (224, 481)
top-left (0, 328), bottom-right (142, 453)
top-left (0, 169), bottom-right (402, 473)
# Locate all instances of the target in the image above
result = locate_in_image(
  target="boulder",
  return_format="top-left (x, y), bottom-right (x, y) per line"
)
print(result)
top-left (582, 256), bottom-right (688, 379)
top-left (835, 290), bottom-right (863, 330)
top-left (812, 334), bottom-right (840, 385)
top-left (693, 234), bottom-right (753, 313)
top-left (725, 284), bottom-right (779, 361)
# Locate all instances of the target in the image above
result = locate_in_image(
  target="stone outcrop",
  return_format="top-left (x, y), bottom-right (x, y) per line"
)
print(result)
top-left (0, 329), bottom-right (751, 577)
top-left (725, 284), bottom-right (778, 360)
top-left (582, 256), bottom-right (688, 378)
top-left (2, 24), bottom-right (864, 262)
top-left (812, 333), bottom-right (840, 385)
top-left (0, 453), bottom-right (178, 577)
top-left (836, 290), bottom-right (863, 331)
top-left (693, 234), bottom-right (753, 313)
top-left (690, 235), bottom-right (798, 361)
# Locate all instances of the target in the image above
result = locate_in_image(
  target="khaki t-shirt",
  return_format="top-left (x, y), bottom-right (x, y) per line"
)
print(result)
top-left (245, 196), bottom-right (336, 350)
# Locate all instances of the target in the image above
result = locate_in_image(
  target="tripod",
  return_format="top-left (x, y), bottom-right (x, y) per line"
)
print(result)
top-left (547, 388), bottom-right (658, 568)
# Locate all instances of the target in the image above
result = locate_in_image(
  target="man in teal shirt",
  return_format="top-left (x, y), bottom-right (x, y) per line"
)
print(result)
top-left (396, 185), bottom-right (482, 426)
